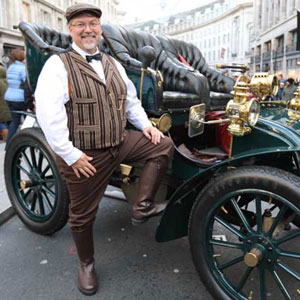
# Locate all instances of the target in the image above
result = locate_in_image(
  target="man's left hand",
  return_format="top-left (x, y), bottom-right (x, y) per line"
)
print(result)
top-left (142, 126), bottom-right (165, 144)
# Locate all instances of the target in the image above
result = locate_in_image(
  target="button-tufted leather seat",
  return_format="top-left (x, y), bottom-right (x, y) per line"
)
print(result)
top-left (100, 24), bottom-right (210, 111)
top-left (18, 22), bottom-right (231, 112)
top-left (18, 22), bottom-right (72, 53)
top-left (157, 36), bottom-right (234, 109)
top-left (158, 36), bottom-right (234, 94)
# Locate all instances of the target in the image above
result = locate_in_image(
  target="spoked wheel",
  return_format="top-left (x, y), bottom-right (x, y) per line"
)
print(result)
top-left (189, 166), bottom-right (300, 300)
top-left (4, 128), bottom-right (69, 235)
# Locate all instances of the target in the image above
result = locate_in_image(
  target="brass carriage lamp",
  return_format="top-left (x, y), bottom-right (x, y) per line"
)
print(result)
top-left (226, 75), bottom-right (260, 136)
top-left (249, 72), bottom-right (279, 101)
top-left (289, 87), bottom-right (300, 111)
top-left (287, 87), bottom-right (300, 122)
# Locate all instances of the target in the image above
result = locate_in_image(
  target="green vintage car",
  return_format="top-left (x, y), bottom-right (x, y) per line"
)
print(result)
top-left (5, 22), bottom-right (300, 300)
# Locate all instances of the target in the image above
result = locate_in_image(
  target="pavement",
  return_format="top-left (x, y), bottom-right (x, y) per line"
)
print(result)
top-left (0, 139), bottom-right (212, 300)
top-left (0, 141), bottom-right (15, 226)
top-left (0, 197), bottom-right (212, 300)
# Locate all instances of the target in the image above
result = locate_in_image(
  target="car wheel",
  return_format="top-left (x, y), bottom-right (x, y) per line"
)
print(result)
top-left (292, 215), bottom-right (300, 228)
top-left (4, 128), bottom-right (69, 235)
top-left (189, 166), bottom-right (300, 300)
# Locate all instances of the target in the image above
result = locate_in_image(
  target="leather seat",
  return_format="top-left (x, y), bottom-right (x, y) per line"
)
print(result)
top-left (18, 22), bottom-right (231, 112)
top-left (100, 24), bottom-right (210, 111)
top-left (157, 36), bottom-right (234, 109)
top-left (18, 22), bottom-right (72, 53)
top-left (157, 36), bottom-right (234, 94)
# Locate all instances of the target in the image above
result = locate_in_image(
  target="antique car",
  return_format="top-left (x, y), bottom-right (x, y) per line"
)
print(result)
top-left (4, 21), bottom-right (300, 300)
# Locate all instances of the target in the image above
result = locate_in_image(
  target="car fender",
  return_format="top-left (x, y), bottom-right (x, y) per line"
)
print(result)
top-left (156, 146), bottom-right (300, 242)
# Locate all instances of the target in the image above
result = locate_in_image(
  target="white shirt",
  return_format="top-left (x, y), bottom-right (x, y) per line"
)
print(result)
top-left (35, 42), bottom-right (152, 166)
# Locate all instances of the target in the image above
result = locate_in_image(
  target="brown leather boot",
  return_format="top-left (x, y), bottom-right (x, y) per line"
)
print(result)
top-left (72, 227), bottom-right (98, 295)
top-left (131, 156), bottom-right (169, 225)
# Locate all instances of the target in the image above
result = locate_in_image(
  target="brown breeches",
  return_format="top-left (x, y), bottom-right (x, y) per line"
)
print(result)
top-left (56, 130), bottom-right (174, 232)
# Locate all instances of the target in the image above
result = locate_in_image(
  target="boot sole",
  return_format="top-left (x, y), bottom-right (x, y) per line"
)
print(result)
top-left (131, 210), bottom-right (165, 226)
top-left (78, 286), bottom-right (97, 296)
top-left (131, 218), bottom-right (148, 226)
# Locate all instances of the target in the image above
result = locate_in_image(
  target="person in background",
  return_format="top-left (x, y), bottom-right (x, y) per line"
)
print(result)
top-left (274, 81), bottom-right (285, 100)
top-left (0, 64), bottom-right (11, 141)
top-left (282, 78), bottom-right (297, 101)
top-left (4, 49), bottom-right (26, 149)
top-left (277, 73), bottom-right (285, 84)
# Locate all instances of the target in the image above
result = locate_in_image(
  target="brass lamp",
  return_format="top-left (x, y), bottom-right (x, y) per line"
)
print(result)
top-left (226, 75), bottom-right (260, 136)
top-left (287, 87), bottom-right (300, 122)
top-left (249, 73), bottom-right (278, 100)
top-left (289, 87), bottom-right (300, 111)
top-left (150, 113), bottom-right (172, 133)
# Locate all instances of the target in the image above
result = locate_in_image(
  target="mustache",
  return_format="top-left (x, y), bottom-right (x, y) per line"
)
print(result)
top-left (81, 33), bottom-right (96, 38)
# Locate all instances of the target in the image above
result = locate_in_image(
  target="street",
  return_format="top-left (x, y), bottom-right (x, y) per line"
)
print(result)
top-left (0, 195), bottom-right (213, 300)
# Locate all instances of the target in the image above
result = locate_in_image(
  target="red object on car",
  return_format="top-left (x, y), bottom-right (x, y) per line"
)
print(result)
top-left (206, 111), bottom-right (231, 154)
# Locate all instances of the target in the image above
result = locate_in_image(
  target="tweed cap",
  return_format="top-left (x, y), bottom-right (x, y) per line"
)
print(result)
top-left (65, 3), bottom-right (102, 22)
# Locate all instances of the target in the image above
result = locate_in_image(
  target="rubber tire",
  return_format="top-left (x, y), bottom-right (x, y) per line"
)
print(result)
top-left (292, 215), bottom-right (300, 228)
top-left (188, 166), bottom-right (300, 300)
top-left (4, 128), bottom-right (69, 235)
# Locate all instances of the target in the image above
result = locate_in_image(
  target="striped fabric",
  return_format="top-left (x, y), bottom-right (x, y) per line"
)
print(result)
top-left (59, 50), bottom-right (127, 150)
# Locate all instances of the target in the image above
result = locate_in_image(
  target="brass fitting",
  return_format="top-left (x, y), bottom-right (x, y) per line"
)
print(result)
top-left (226, 75), bottom-right (260, 136)
top-left (249, 73), bottom-right (278, 100)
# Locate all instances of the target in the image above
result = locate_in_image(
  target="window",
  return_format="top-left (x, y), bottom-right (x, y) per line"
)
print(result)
top-left (22, 2), bottom-right (31, 22)
top-left (41, 10), bottom-right (51, 26)
top-left (0, 0), bottom-right (6, 27)
top-left (57, 17), bottom-right (63, 31)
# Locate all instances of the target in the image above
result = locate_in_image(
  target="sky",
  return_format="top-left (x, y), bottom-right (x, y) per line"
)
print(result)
top-left (119, 0), bottom-right (215, 24)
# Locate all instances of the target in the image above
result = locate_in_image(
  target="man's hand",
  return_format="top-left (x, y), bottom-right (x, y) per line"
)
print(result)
top-left (71, 153), bottom-right (96, 178)
top-left (142, 126), bottom-right (165, 145)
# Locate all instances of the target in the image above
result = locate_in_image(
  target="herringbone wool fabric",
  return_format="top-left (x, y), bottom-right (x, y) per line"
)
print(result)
top-left (59, 50), bottom-right (127, 150)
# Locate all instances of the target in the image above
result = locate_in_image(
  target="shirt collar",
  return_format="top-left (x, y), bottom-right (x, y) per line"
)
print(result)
top-left (72, 42), bottom-right (99, 60)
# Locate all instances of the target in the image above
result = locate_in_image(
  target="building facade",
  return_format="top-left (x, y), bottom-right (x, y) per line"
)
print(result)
top-left (250, 0), bottom-right (300, 78)
top-left (0, 0), bottom-right (122, 65)
top-left (130, 0), bottom-right (253, 68)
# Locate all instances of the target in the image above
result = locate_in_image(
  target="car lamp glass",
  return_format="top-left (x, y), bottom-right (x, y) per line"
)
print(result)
top-left (226, 98), bottom-right (260, 136)
top-left (247, 99), bottom-right (260, 126)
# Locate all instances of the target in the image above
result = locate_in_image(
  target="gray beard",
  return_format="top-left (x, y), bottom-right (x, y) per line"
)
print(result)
top-left (83, 42), bottom-right (97, 50)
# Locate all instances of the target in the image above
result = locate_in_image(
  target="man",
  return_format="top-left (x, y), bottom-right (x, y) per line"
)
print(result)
top-left (274, 80), bottom-right (285, 100)
top-left (282, 77), bottom-right (297, 101)
top-left (35, 3), bottom-right (173, 296)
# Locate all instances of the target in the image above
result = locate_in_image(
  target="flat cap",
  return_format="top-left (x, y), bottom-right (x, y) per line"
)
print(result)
top-left (65, 3), bottom-right (102, 22)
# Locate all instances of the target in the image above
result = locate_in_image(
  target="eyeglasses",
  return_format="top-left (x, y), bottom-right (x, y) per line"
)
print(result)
top-left (70, 22), bottom-right (100, 30)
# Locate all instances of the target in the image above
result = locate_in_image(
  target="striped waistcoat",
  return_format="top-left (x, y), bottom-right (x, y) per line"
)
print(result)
top-left (59, 50), bottom-right (127, 150)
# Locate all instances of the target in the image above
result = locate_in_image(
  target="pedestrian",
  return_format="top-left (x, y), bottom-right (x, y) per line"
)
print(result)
top-left (0, 64), bottom-right (11, 141)
top-left (274, 80), bottom-right (285, 100)
top-left (4, 49), bottom-right (26, 148)
top-left (277, 73), bottom-right (286, 84)
top-left (35, 3), bottom-right (174, 296)
top-left (282, 78), bottom-right (297, 101)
